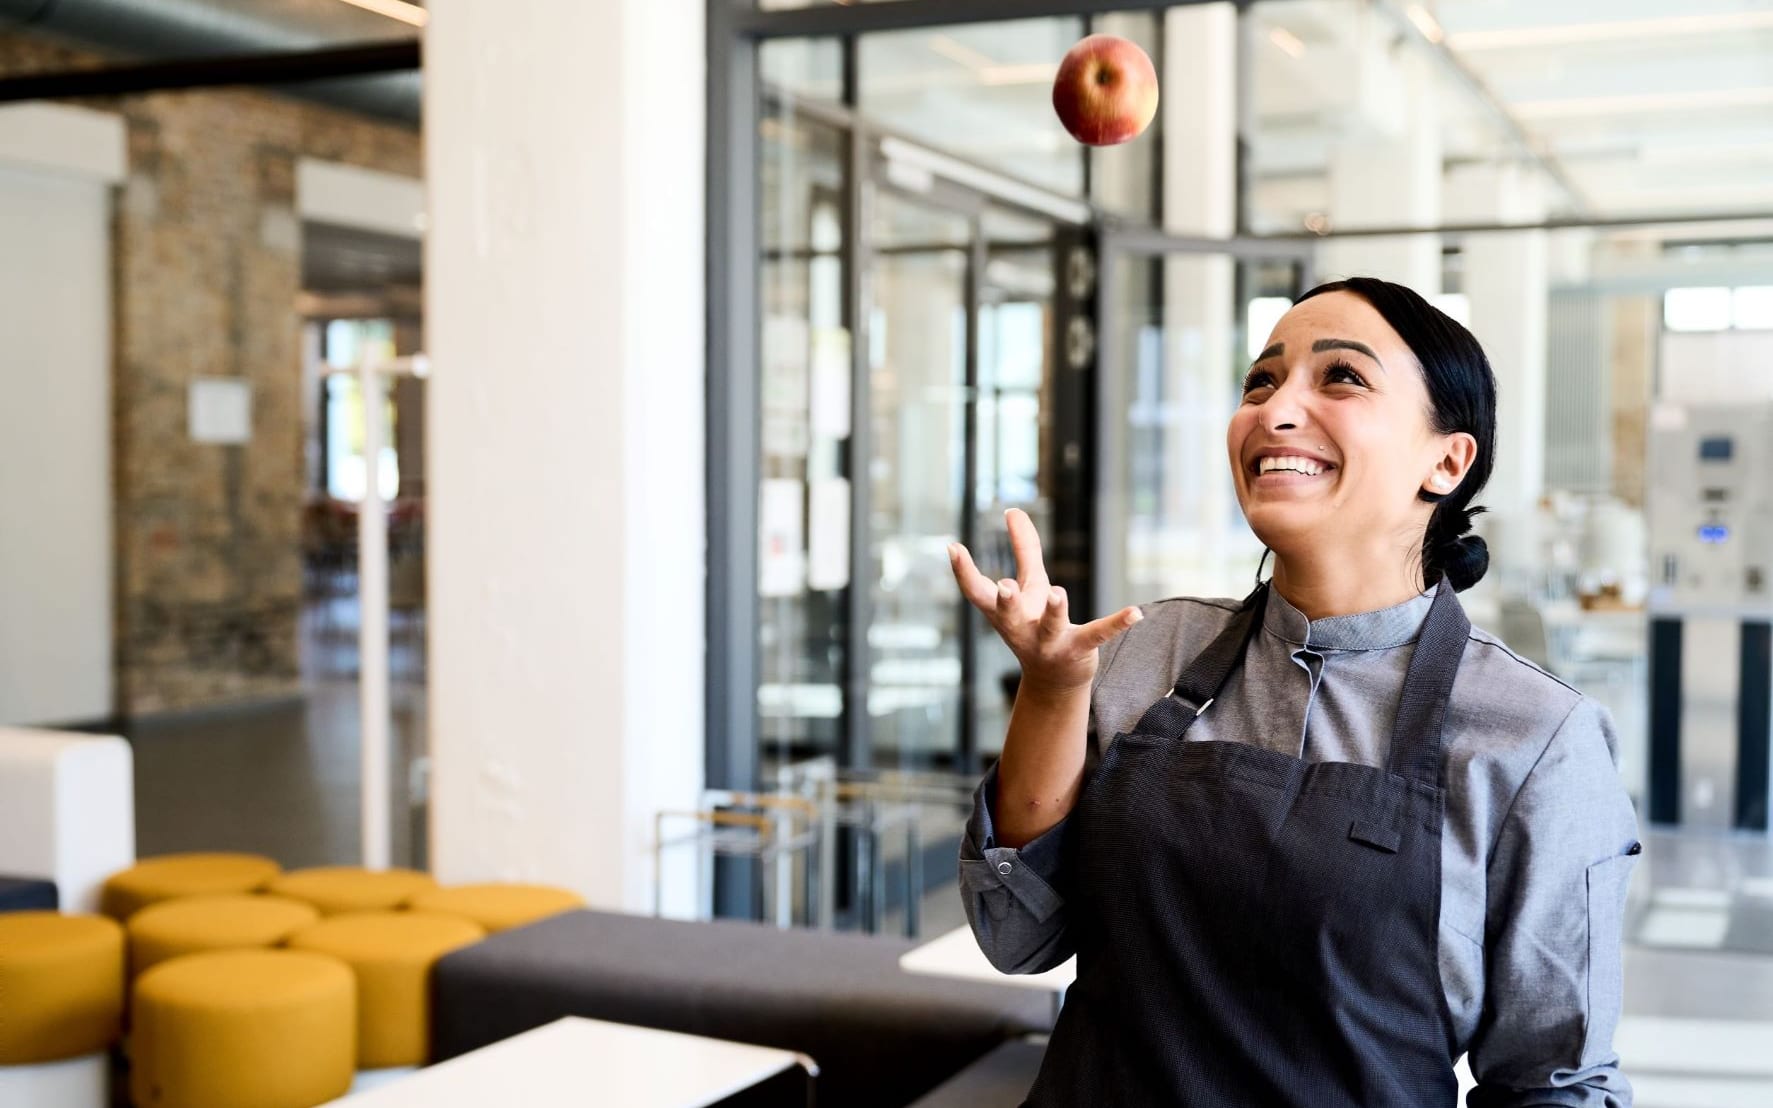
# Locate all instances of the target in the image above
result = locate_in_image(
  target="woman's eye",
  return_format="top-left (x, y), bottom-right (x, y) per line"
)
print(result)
top-left (1242, 371), bottom-right (1274, 394)
top-left (1325, 362), bottom-right (1367, 387)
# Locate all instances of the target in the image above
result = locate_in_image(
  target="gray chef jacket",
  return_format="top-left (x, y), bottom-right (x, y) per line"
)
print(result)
top-left (961, 585), bottom-right (1641, 1106)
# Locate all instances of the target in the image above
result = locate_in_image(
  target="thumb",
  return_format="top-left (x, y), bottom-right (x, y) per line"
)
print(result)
top-left (1077, 606), bottom-right (1142, 649)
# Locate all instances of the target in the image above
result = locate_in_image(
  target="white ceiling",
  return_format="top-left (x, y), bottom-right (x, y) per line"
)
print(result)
top-left (1250, 0), bottom-right (1773, 227)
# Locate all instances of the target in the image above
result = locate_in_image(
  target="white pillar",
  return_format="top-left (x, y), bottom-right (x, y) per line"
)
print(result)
top-left (424, 0), bottom-right (705, 914)
top-left (1445, 164), bottom-right (1549, 517)
top-left (1319, 38), bottom-right (1441, 291)
top-left (358, 355), bottom-right (390, 871)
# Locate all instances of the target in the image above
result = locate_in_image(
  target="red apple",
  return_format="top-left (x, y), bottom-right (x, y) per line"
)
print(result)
top-left (1052, 34), bottom-right (1160, 147)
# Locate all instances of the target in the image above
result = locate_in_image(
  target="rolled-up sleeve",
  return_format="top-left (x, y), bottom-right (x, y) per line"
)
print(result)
top-left (1469, 696), bottom-right (1642, 1107)
top-left (958, 761), bottom-right (1076, 974)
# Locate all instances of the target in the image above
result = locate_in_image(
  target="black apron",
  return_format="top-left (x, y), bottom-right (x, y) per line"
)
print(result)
top-left (1024, 576), bottom-right (1470, 1107)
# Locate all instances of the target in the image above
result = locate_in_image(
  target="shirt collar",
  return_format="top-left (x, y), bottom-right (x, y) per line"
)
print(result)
top-left (1262, 581), bottom-right (1440, 651)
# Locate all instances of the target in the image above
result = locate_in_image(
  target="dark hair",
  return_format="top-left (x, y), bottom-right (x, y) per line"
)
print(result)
top-left (1296, 277), bottom-right (1497, 592)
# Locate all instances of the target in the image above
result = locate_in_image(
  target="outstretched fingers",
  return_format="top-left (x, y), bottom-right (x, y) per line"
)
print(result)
top-left (1038, 585), bottom-right (1069, 642)
top-left (1005, 508), bottom-right (1050, 590)
top-left (948, 543), bottom-right (999, 613)
top-left (1076, 605), bottom-right (1143, 648)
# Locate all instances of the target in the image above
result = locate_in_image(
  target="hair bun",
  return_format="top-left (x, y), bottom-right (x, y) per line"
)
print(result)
top-left (1438, 504), bottom-right (1476, 536)
top-left (1436, 533), bottom-right (1489, 592)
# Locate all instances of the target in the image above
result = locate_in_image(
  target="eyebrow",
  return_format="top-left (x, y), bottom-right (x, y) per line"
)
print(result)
top-left (1313, 338), bottom-right (1386, 373)
top-left (1249, 338), bottom-right (1388, 374)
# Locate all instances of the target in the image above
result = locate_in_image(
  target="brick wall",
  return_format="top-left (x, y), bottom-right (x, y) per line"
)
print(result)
top-left (1, 33), bottom-right (421, 714)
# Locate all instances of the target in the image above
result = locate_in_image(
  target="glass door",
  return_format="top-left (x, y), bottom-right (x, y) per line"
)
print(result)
top-left (864, 187), bottom-right (975, 776)
top-left (863, 156), bottom-right (1080, 787)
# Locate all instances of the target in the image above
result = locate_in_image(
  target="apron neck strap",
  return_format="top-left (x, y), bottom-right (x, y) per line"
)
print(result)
top-left (1129, 582), bottom-right (1271, 742)
top-left (1385, 575), bottom-right (1471, 790)
top-left (1174, 581), bottom-right (1270, 710)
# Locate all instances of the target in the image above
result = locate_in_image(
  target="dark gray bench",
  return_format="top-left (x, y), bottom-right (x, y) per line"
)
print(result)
top-left (430, 909), bottom-right (1053, 1108)
top-left (907, 1037), bottom-right (1046, 1107)
top-left (0, 875), bottom-right (57, 912)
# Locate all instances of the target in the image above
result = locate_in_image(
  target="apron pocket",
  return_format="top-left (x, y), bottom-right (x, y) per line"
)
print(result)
top-left (1348, 819), bottom-right (1401, 853)
top-left (1581, 850), bottom-right (1640, 1067)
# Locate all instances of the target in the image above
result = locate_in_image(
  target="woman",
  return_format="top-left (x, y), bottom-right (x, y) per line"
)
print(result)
top-left (949, 278), bottom-right (1639, 1107)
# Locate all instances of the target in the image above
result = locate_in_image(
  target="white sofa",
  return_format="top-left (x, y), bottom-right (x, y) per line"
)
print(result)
top-left (0, 726), bottom-right (134, 913)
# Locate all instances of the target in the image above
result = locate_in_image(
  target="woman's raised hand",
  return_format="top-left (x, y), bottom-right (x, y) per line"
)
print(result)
top-left (948, 508), bottom-right (1143, 696)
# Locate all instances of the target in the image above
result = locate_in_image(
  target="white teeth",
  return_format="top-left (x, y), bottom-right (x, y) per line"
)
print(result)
top-left (1257, 455), bottom-right (1324, 476)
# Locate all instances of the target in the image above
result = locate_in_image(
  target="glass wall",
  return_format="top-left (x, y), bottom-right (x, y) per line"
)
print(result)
top-left (758, 39), bottom-right (850, 777)
top-left (865, 190), bottom-right (971, 772)
top-left (751, 20), bottom-right (1094, 931)
top-left (755, 26), bottom-right (1088, 789)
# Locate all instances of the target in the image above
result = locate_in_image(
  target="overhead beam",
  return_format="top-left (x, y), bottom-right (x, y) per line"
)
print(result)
top-left (0, 40), bottom-right (419, 103)
top-left (1252, 208), bottom-right (1773, 240)
top-left (737, 0), bottom-right (1244, 39)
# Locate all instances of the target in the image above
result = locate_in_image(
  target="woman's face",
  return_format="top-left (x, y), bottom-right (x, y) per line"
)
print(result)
top-left (1226, 291), bottom-right (1474, 559)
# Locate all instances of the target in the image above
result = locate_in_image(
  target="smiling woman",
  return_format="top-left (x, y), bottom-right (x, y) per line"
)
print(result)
top-left (951, 277), bottom-right (1641, 1107)
top-left (1230, 277), bottom-right (1496, 618)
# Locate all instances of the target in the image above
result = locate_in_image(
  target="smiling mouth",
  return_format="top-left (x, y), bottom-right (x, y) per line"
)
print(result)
top-left (1250, 469), bottom-right (1333, 487)
top-left (1249, 459), bottom-right (1337, 482)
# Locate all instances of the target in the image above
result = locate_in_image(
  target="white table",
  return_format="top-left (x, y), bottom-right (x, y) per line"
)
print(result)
top-left (898, 925), bottom-right (1075, 1021)
top-left (326, 1017), bottom-right (816, 1107)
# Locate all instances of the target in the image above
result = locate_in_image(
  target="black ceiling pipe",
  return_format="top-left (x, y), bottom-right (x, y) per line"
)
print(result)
top-left (0, 0), bottom-right (420, 122)
top-left (0, 39), bottom-right (419, 102)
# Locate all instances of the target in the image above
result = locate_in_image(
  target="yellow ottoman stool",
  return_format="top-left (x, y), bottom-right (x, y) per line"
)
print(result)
top-left (287, 911), bottom-right (484, 1069)
top-left (406, 883), bottom-right (584, 933)
top-left (131, 949), bottom-right (354, 1108)
top-left (126, 894), bottom-right (320, 977)
top-left (101, 853), bottom-right (281, 921)
top-left (0, 912), bottom-right (124, 1108)
top-left (0, 911), bottom-right (125, 1062)
top-left (265, 866), bottom-right (436, 916)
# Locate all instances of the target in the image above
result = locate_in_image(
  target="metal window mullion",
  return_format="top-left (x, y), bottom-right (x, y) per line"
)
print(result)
top-left (1092, 232), bottom-right (1125, 620)
top-left (959, 221), bottom-right (985, 777)
top-left (842, 36), bottom-right (874, 777)
top-left (1234, 2), bottom-right (1255, 237)
top-left (706, 0), bottom-right (762, 920)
